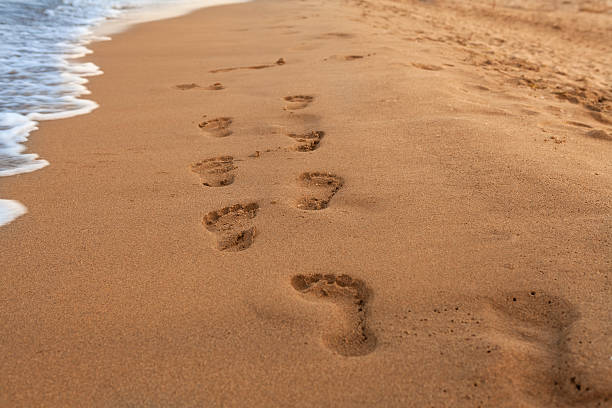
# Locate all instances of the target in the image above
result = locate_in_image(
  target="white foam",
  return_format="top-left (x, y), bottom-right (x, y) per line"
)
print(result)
top-left (28, 99), bottom-right (99, 121)
top-left (0, 113), bottom-right (49, 177)
top-left (0, 200), bottom-right (27, 227)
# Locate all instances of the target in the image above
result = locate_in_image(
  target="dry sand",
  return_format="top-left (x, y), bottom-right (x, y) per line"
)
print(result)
top-left (1, 0), bottom-right (611, 406)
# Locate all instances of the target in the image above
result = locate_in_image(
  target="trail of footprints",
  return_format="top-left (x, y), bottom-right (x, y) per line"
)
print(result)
top-left (172, 40), bottom-right (611, 402)
top-left (171, 54), bottom-right (606, 392)
top-left (174, 56), bottom-right (605, 382)
top-left (194, 96), bottom-right (344, 249)
top-left (180, 79), bottom-right (373, 356)
top-left (194, 93), bottom-right (344, 251)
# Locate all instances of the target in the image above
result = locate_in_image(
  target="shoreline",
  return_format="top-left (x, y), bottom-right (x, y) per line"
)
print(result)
top-left (1, 0), bottom-right (610, 406)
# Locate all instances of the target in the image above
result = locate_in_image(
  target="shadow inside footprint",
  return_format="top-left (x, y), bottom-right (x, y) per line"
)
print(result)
top-left (284, 95), bottom-right (314, 110)
top-left (287, 130), bottom-right (324, 151)
top-left (296, 171), bottom-right (343, 210)
top-left (585, 129), bottom-right (612, 141)
top-left (175, 83), bottom-right (200, 90)
top-left (291, 273), bottom-right (376, 357)
top-left (203, 202), bottom-right (258, 251)
top-left (175, 83), bottom-right (224, 90)
top-left (191, 156), bottom-right (236, 187)
top-left (319, 32), bottom-right (354, 39)
top-left (198, 117), bottom-right (233, 137)
top-left (210, 58), bottom-right (285, 73)
top-left (205, 82), bottom-right (225, 90)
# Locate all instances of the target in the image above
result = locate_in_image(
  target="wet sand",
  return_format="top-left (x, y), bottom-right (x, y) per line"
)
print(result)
top-left (1, 0), bottom-right (611, 406)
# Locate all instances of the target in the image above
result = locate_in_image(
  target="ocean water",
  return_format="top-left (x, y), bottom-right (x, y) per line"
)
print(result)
top-left (0, 0), bottom-right (245, 227)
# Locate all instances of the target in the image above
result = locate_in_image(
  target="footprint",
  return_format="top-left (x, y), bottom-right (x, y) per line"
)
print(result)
top-left (589, 111), bottom-right (611, 125)
top-left (585, 129), bottom-right (612, 141)
top-left (566, 121), bottom-right (592, 128)
top-left (203, 202), bottom-right (258, 251)
top-left (175, 83), bottom-right (200, 90)
top-left (291, 273), bottom-right (376, 357)
top-left (205, 82), bottom-right (225, 90)
top-left (175, 82), bottom-right (224, 91)
top-left (287, 130), bottom-right (324, 151)
top-left (296, 172), bottom-right (343, 210)
top-left (210, 58), bottom-right (285, 73)
top-left (198, 117), bottom-right (232, 137)
top-left (412, 62), bottom-right (443, 71)
top-left (323, 55), bottom-right (368, 62)
top-left (319, 32), bottom-right (354, 39)
top-left (483, 291), bottom-right (610, 405)
top-left (191, 156), bottom-right (236, 187)
top-left (284, 95), bottom-right (314, 111)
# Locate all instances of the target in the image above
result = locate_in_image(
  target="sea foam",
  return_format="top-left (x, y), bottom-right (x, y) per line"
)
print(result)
top-left (0, 199), bottom-right (27, 227)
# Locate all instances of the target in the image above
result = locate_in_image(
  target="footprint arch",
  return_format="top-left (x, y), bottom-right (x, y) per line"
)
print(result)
top-left (291, 273), bottom-right (376, 357)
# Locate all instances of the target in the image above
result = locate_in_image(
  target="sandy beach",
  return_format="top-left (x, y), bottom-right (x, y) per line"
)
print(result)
top-left (1, 0), bottom-right (611, 406)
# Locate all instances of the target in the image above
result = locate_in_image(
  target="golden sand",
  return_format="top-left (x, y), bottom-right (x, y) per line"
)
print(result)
top-left (1, 0), bottom-right (610, 406)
